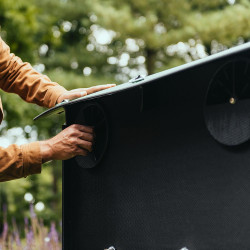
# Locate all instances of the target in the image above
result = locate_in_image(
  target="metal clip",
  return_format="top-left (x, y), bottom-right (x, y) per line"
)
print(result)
top-left (61, 99), bottom-right (70, 103)
top-left (129, 75), bottom-right (145, 83)
top-left (104, 246), bottom-right (115, 250)
top-left (55, 99), bottom-right (70, 107)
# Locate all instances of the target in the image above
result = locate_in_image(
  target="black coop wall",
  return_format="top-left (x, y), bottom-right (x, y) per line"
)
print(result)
top-left (61, 44), bottom-right (250, 250)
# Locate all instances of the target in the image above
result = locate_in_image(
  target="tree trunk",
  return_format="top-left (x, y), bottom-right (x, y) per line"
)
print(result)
top-left (145, 49), bottom-right (157, 75)
top-left (51, 161), bottom-right (60, 211)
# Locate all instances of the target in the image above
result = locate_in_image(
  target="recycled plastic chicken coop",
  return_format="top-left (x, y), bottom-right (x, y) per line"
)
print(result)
top-left (35, 42), bottom-right (250, 250)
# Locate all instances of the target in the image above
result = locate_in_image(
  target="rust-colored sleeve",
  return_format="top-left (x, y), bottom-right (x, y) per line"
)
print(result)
top-left (0, 37), bottom-right (67, 108)
top-left (0, 37), bottom-right (67, 181)
top-left (0, 142), bottom-right (42, 182)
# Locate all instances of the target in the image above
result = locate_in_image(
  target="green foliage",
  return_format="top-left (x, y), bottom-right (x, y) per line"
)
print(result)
top-left (94, 0), bottom-right (250, 73)
top-left (188, 3), bottom-right (250, 46)
top-left (190, 0), bottom-right (230, 11)
top-left (0, 0), bottom-right (38, 62)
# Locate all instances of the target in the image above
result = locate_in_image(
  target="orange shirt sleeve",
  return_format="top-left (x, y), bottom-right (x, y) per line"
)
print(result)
top-left (0, 142), bottom-right (42, 182)
top-left (0, 37), bottom-right (67, 107)
top-left (0, 37), bottom-right (66, 181)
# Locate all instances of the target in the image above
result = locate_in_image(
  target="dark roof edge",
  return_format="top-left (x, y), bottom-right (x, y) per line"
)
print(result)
top-left (34, 42), bottom-right (250, 121)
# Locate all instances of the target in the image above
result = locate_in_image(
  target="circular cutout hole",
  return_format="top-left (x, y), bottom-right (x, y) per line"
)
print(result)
top-left (74, 103), bottom-right (108, 168)
top-left (204, 59), bottom-right (250, 146)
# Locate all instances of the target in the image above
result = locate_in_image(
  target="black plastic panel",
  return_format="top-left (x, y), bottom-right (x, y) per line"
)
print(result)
top-left (62, 47), bottom-right (250, 250)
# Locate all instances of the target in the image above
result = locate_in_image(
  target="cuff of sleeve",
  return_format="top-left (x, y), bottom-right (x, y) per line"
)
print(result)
top-left (44, 85), bottom-right (67, 108)
top-left (20, 142), bottom-right (42, 177)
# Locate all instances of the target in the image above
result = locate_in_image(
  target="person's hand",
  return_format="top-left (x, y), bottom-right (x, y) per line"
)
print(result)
top-left (57, 84), bottom-right (116, 104)
top-left (39, 124), bottom-right (94, 163)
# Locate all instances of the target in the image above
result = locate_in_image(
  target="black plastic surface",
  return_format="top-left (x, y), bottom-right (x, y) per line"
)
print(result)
top-left (60, 45), bottom-right (250, 249)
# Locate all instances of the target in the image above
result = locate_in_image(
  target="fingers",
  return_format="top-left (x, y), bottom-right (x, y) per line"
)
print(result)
top-left (75, 147), bottom-right (88, 156)
top-left (70, 124), bottom-right (93, 134)
top-left (57, 84), bottom-right (116, 103)
top-left (69, 84), bottom-right (116, 95)
top-left (67, 124), bottom-right (94, 152)
top-left (76, 138), bottom-right (93, 152)
top-left (85, 84), bottom-right (116, 95)
top-left (79, 132), bottom-right (93, 142)
top-left (61, 91), bottom-right (87, 101)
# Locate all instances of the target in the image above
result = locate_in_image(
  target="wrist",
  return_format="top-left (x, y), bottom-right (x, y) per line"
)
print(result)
top-left (39, 140), bottom-right (53, 163)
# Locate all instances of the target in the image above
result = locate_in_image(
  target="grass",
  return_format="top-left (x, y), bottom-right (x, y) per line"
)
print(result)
top-left (0, 204), bottom-right (61, 250)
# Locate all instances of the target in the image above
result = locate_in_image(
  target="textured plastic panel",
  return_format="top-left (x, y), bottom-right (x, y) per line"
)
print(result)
top-left (60, 45), bottom-right (250, 250)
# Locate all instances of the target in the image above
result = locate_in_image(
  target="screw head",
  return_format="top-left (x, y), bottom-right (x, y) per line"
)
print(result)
top-left (229, 97), bottom-right (236, 104)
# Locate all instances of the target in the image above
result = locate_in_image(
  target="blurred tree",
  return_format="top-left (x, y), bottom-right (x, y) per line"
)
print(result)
top-left (167, 0), bottom-right (250, 50)
top-left (95, 0), bottom-right (190, 75)
top-left (33, 0), bottom-right (116, 78)
top-left (0, 0), bottom-right (39, 61)
top-left (94, 0), bottom-right (250, 76)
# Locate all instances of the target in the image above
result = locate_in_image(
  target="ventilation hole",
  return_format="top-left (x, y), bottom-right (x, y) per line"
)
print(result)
top-left (204, 59), bottom-right (250, 146)
top-left (74, 103), bottom-right (108, 168)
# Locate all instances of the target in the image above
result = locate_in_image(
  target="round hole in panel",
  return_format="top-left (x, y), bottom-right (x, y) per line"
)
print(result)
top-left (204, 59), bottom-right (250, 146)
top-left (74, 102), bottom-right (108, 168)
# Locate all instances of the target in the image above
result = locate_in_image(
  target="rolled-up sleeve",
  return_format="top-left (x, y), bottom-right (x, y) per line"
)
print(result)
top-left (0, 142), bottom-right (41, 182)
top-left (0, 36), bottom-right (66, 181)
top-left (0, 37), bottom-right (67, 108)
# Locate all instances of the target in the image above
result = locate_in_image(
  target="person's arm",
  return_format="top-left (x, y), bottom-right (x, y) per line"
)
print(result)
top-left (0, 142), bottom-right (41, 182)
top-left (0, 37), bottom-right (116, 107)
top-left (0, 37), bottom-right (114, 182)
top-left (0, 124), bottom-right (94, 182)
top-left (0, 37), bottom-right (65, 182)
top-left (0, 37), bottom-right (67, 108)
top-left (39, 124), bottom-right (93, 162)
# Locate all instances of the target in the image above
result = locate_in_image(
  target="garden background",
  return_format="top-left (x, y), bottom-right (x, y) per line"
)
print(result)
top-left (0, 0), bottom-right (250, 247)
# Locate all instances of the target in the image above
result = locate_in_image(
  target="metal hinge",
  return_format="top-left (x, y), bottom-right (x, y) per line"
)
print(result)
top-left (129, 75), bottom-right (145, 83)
